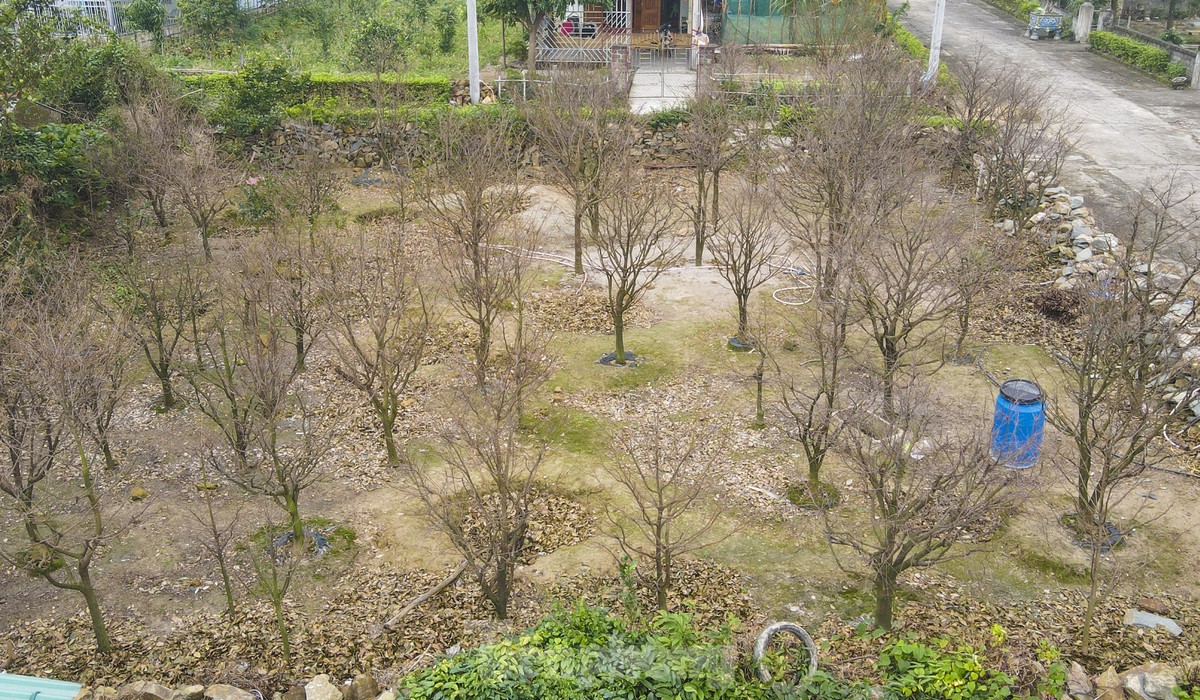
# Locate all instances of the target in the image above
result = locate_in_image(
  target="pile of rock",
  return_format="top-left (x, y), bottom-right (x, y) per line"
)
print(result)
top-left (449, 79), bottom-right (497, 106)
top-left (75, 673), bottom-right (391, 700)
top-left (631, 128), bottom-right (685, 160)
top-left (1014, 185), bottom-right (1123, 291)
top-left (1068, 661), bottom-right (1196, 700)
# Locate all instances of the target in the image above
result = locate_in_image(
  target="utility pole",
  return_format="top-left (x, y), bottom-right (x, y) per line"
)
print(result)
top-left (466, 0), bottom-right (481, 104)
top-left (921, 0), bottom-right (947, 87)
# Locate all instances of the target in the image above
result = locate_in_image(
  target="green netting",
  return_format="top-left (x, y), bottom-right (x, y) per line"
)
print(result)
top-left (722, 0), bottom-right (878, 45)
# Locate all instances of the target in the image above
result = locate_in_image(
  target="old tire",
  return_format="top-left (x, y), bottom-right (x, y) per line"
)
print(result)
top-left (752, 621), bottom-right (819, 683)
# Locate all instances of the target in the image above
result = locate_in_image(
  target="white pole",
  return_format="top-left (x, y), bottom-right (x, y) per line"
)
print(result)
top-left (466, 0), bottom-right (481, 105)
top-left (922, 0), bottom-right (947, 86)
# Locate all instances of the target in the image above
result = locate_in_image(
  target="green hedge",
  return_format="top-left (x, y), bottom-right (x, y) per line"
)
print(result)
top-left (284, 98), bottom-right (520, 131)
top-left (888, 21), bottom-right (957, 89)
top-left (985, 0), bottom-right (1040, 20)
top-left (180, 72), bottom-right (453, 106)
top-left (1089, 31), bottom-right (1190, 82)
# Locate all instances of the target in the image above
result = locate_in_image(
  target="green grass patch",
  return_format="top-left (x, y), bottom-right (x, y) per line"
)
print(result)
top-left (524, 405), bottom-right (611, 455)
top-left (1012, 548), bottom-right (1088, 585)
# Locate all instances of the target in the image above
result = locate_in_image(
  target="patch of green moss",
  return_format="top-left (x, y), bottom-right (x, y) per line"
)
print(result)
top-left (1012, 548), bottom-right (1088, 585)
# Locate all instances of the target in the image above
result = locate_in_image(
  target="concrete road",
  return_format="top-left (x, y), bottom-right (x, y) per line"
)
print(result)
top-left (897, 0), bottom-right (1200, 254)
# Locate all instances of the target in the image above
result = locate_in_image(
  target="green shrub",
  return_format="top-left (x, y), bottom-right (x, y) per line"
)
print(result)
top-left (882, 15), bottom-right (957, 89)
top-left (211, 54), bottom-right (311, 136)
top-left (1, 124), bottom-right (108, 223)
top-left (1160, 28), bottom-right (1185, 44)
top-left (121, 0), bottom-right (167, 49)
top-left (182, 73), bottom-right (453, 110)
top-left (985, 0), bottom-right (1040, 19)
top-left (402, 604), bottom-right (775, 700)
top-left (1088, 31), bottom-right (1188, 83)
top-left (645, 107), bottom-right (690, 131)
top-left (879, 636), bottom-right (1015, 700)
top-left (39, 40), bottom-right (155, 121)
top-left (178, 0), bottom-right (241, 47)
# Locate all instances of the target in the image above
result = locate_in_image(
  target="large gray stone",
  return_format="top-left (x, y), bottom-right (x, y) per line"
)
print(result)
top-left (171, 687), bottom-right (205, 700)
top-left (1123, 609), bottom-right (1183, 636)
top-left (204, 686), bottom-right (255, 700)
top-left (1092, 233), bottom-right (1120, 252)
top-left (118, 683), bottom-right (173, 700)
top-left (346, 675), bottom-right (378, 700)
top-left (1120, 663), bottom-right (1178, 700)
top-left (304, 676), bottom-right (343, 700)
top-left (1068, 662), bottom-right (1094, 698)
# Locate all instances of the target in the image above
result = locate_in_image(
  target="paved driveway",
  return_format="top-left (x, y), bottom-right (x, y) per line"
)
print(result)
top-left (896, 0), bottom-right (1200, 255)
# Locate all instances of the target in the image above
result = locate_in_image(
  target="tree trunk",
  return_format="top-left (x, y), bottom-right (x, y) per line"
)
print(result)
top-left (1167, 0), bottom-right (1177, 29)
top-left (274, 597), bottom-right (291, 661)
top-left (694, 169), bottom-right (708, 266)
top-left (294, 332), bottom-right (306, 372)
top-left (614, 308), bottom-right (627, 365)
top-left (100, 437), bottom-right (118, 471)
top-left (573, 208), bottom-right (584, 275)
top-left (755, 366), bottom-right (765, 426)
top-left (381, 414), bottom-right (400, 467)
top-left (711, 168), bottom-right (721, 239)
top-left (873, 568), bottom-right (897, 631)
top-left (150, 192), bottom-right (168, 227)
top-left (1080, 540), bottom-right (1103, 652)
top-left (737, 295), bottom-right (749, 342)
top-left (78, 569), bottom-right (113, 654)
top-left (158, 372), bottom-right (175, 409)
top-left (286, 494), bottom-right (304, 545)
top-left (199, 224), bottom-right (212, 262)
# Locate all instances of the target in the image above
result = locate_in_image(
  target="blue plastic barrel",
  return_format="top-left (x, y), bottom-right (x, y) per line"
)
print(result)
top-left (990, 379), bottom-right (1045, 469)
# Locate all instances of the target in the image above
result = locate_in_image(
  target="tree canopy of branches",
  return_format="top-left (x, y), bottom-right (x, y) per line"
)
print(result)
top-left (948, 53), bottom-right (1075, 221)
top-left (829, 389), bottom-right (1018, 631)
top-left (589, 170), bottom-right (681, 365)
top-left (1042, 176), bottom-right (1200, 649)
top-left (524, 70), bottom-right (635, 275)
top-left (777, 44), bottom-right (929, 302)
top-left (602, 413), bottom-right (724, 611)
top-left (710, 180), bottom-right (785, 344)
top-left (405, 332), bottom-right (554, 620)
top-left (0, 269), bottom-right (136, 653)
top-left (419, 111), bottom-right (531, 386)
top-left (329, 225), bottom-right (430, 467)
top-left (679, 95), bottom-right (744, 266)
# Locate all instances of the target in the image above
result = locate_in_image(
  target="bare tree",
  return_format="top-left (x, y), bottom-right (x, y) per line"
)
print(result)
top-left (775, 291), bottom-right (855, 503)
top-left (679, 95), bottom-right (744, 266)
top-left (828, 388), bottom-right (1018, 631)
top-left (947, 234), bottom-right (1011, 362)
top-left (185, 272), bottom-right (298, 470)
top-left (949, 54), bottom-right (1075, 221)
top-left (114, 85), bottom-right (191, 231)
top-left (602, 415), bottom-right (725, 611)
top-left (418, 111), bottom-right (530, 386)
top-left (211, 403), bottom-right (328, 547)
top-left (589, 171), bottom-right (682, 365)
top-left (111, 253), bottom-right (207, 411)
top-left (190, 460), bottom-right (243, 617)
top-left (0, 271), bottom-right (137, 653)
top-left (278, 147), bottom-right (341, 251)
top-left (249, 230), bottom-right (331, 372)
top-left (405, 330), bottom-right (554, 620)
top-left (777, 45), bottom-right (929, 301)
top-left (169, 123), bottom-right (239, 261)
top-left (524, 69), bottom-right (633, 275)
top-left (245, 517), bottom-right (302, 661)
top-left (329, 225), bottom-right (430, 467)
top-left (1041, 177), bottom-right (1200, 649)
top-left (847, 201), bottom-right (960, 416)
top-left (710, 180), bottom-right (786, 345)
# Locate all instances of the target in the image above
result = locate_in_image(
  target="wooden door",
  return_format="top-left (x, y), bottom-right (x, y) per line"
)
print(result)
top-left (634, 0), bottom-right (660, 31)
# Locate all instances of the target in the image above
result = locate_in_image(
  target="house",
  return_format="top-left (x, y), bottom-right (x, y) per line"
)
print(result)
top-left (537, 0), bottom-right (720, 64)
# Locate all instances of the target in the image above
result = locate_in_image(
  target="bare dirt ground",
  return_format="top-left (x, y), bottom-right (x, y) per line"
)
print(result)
top-left (3, 180), bottom-right (1200, 688)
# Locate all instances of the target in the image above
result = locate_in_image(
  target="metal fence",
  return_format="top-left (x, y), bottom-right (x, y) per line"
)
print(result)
top-left (51, 0), bottom-right (265, 38)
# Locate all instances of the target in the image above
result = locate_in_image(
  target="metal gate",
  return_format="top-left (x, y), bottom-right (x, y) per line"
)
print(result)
top-left (624, 47), bottom-right (697, 112)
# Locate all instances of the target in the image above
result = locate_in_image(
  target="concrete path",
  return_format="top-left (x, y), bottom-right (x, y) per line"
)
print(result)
top-left (897, 0), bottom-right (1200, 255)
top-left (628, 57), bottom-right (697, 113)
